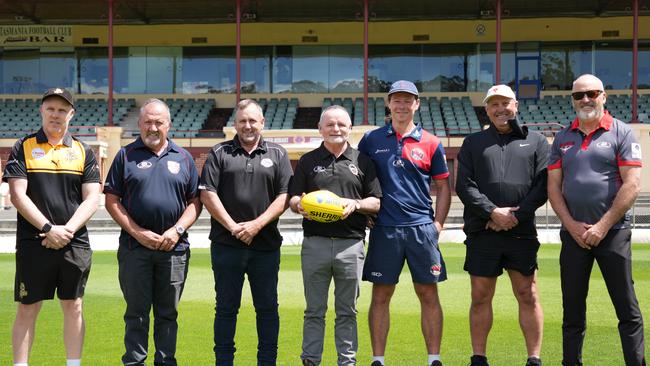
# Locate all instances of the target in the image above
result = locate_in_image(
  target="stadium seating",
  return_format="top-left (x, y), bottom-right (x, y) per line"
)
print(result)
top-left (0, 97), bottom-right (137, 139)
top-left (226, 98), bottom-right (297, 130)
top-left (164, 98), bottom-right (214, 138)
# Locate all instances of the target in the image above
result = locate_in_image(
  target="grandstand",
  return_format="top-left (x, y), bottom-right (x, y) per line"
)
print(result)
top-left (0, 0), bottom-right (649, 189)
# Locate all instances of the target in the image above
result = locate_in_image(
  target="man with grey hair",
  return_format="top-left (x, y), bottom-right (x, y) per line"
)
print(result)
top-left (548, 74), bottom-right (645, 366)
top-left (289, 105), bottom-right (382, 366)
top-left (201, 99), bottom-right (293, 365)
top-left (104, 98), bottom-right (202, 365)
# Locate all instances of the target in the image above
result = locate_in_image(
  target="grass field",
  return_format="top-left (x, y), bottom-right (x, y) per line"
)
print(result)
top-left (1, 243), bottom-right (649, 365)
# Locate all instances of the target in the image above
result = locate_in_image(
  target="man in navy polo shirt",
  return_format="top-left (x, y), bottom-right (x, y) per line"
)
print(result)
top-left (358, 80), bottom-right (451, 366)
top-left (548, 74), bottom-right (645, 366)
top-left (289, 105), bottom-right (382, 366)
top-left (200, 99), bottom-right (292, 366)
top-left (104, 98), bottom-right (202, 366)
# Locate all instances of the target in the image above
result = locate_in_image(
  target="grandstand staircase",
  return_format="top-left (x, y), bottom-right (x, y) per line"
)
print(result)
top-left (119, 109), bottom-right (141, 137)
top-left (293, 107), bottom-right (321, 129)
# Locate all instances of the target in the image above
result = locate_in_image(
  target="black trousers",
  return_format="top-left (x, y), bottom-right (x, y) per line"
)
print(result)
top-left (560, 228), bottom-right (646, 366)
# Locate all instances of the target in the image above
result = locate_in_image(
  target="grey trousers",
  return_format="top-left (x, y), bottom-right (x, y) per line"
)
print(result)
top-left (118, 245), bottom-right (190, 366)
top-left (301, 236), bottom-right (364, 366)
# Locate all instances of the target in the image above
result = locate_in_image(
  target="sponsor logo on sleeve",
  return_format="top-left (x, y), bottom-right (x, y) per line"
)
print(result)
top-left (632, 143), bottom-right (642, 159)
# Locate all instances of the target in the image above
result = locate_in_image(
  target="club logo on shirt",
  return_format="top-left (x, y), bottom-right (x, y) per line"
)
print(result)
top-left (167, 161), bottom-right (181, 174)
top-left (559, 142), bottom-right (575, 154)
top-left (313, 166), bottom-right (326, 173)
top-left (430, 264), bottom-right (441, 276)
top-left (348, 163), bottom-right (359, 176)
top-left (261, 158), bottom-right (274, 168)
top-left (64, 149), bottom-right (78, 162)
top-left (596, 141), bottom-right (611, 149)
top-left (31, 148), bottom-right (45, 159)
top-left (632, 143), bottom-right (642, 159)
top-left (410, 147), bottom-right (425, 161)
top-left (136, 161), bottom-right (153, 169)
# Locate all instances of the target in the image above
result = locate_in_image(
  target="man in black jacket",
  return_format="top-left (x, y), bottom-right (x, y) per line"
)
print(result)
top-left (456, 85), bottom-right (549, 366)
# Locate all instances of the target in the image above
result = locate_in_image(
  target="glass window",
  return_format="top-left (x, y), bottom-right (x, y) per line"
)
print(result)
top-left (79, 48), bottom-right (108, 94)
top-left (40, 48), bottom-right (77, 92)
top-left (1, 48), bottom-right (40, 93)
top-left (328, 45), bottom-right (363, 93)
top-left (467, 44), bottom-right (494, 92)
top-left (467, 43), bottom-right (515, 92)
top-left (144, 47), bottom-right (180, 94)
top-left (595, 41), bottom-right (632, 89)
top-left (541, 42), bottom-right (592, 90)
top-left (369, 45), bottom-right (425, 92)
top-left (421, 44), bottom-right (467, 92)
top-left (287, 46), bottom-right (328, 93)
top-left (0, 47), bottom-right (76, 94)
top-left (241, 46), bottom-right (271, 93)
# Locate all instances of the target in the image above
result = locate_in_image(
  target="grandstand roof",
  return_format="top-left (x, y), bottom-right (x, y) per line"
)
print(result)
top-left (0, 0), bottom-right (648, 25)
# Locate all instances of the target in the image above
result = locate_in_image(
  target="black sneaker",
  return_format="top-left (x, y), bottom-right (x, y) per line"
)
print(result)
top-left (302, 359), bottom-right (316, 366)
top-left (370, 361), bottom-right (383, 366)
top-left (470, 355), bottom-right (489, 366)
top-left (430, 361), bottom-right (443, 366)
top-left (525, 357), bottom-right (542, 366)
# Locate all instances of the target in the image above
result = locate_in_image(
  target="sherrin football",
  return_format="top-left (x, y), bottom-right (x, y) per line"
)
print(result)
top-left (300, 190), bottom-right (345, 223)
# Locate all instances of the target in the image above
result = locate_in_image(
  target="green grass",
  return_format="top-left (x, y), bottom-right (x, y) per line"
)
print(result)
top-left (1, 243), bottom-right (649, 365)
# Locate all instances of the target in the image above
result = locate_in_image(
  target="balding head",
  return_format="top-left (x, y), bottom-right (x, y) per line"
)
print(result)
top-left (572, 74), bottom-right (604, 93)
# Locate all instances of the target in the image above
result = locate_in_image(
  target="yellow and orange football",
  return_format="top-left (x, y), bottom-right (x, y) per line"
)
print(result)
top-left (300, 190), bottom-right (345, 223)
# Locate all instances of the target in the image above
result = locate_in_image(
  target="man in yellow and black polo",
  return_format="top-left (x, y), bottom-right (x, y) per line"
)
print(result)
top-left (3, 87), bottom-right (101, 366)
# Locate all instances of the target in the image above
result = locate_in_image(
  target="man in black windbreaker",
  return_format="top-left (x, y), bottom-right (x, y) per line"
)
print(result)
top-left (456, 85), bottom-right (549, 366)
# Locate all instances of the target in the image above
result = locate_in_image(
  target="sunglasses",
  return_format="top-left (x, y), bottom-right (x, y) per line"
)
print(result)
top-left (571, 90), bottom-right (603, 100)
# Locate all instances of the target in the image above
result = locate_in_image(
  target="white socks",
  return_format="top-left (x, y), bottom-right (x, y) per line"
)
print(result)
top-left (66, 360), bottom-right (81, 366)
top-left (14, 363), bottom-right (28, 366)
top-left (428, 354), bottom-right (441, 364)
top-left (372, 356), bottom-right (385, 365)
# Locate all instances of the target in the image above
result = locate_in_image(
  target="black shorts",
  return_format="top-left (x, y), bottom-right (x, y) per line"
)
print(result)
top-left (14, 243), bottom-right (92, 304)
top-left (463, 232), bottom-right (539, 277)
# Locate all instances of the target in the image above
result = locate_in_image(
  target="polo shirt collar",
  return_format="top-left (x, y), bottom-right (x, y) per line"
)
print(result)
top-left (316, 142), bottom-right (354, 161)
top-left (233, 135), bottom-right (268, 153)
top-left (386, 123), bottom-right (423, 141)
top-left (569, 110), bottom-right (613, 131)
top-left (36, 128), bottom-right (73, 147)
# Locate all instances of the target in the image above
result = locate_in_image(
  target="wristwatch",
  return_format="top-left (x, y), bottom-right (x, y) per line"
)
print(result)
top-left (175, 225), bottom-right (186, 235)
top-left (41, 222), bottom-right (52, 233)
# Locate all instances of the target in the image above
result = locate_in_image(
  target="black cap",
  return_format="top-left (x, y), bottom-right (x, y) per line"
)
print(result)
top-left (42, 87), bottom-right (74, 108)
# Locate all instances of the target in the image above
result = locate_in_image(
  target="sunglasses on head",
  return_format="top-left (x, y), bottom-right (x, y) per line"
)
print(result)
top-left (571, 90), bottom-right (603, 100)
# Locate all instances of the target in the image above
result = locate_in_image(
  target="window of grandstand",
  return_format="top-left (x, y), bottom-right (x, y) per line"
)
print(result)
top-left (596, 41), bottom-right (633, 89)
top-left (1, 47), bottom-right (76, 94)
top-left (1, 41), bottom-right (648, 94)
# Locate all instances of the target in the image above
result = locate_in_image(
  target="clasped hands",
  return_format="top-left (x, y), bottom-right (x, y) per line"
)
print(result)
top-left (486, 206), bottom-right (519, 232)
